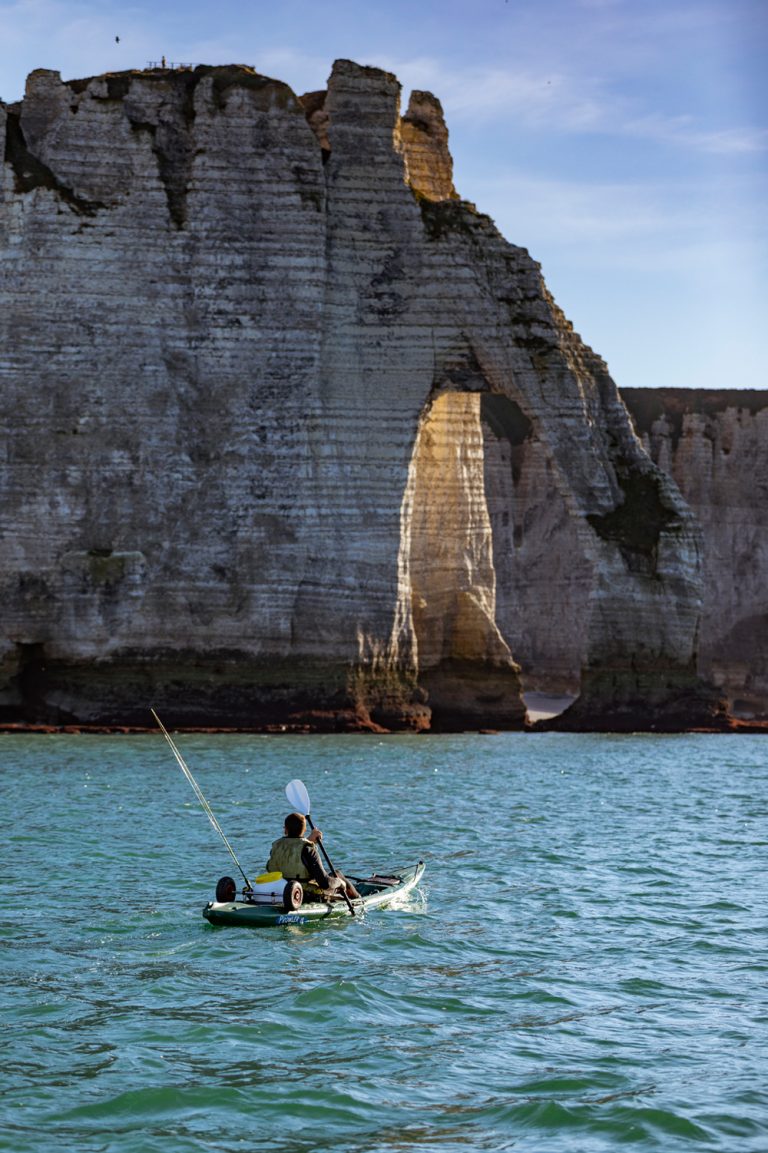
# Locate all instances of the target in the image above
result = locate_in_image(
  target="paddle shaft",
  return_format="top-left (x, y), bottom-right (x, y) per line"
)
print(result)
top-left (305, 813), bottom-right (356, 916)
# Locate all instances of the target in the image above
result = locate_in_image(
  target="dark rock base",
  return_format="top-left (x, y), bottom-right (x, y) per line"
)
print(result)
top-left (536, 666), bottom-right (732, 733)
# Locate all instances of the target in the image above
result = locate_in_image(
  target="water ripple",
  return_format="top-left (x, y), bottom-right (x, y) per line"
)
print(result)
top-left (1, 732), bottom-right (767, 1152)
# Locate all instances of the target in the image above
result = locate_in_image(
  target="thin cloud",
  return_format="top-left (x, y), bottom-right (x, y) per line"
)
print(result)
top-left (379, 56), bottom-right (768, 157)
top-left (624, 115), bottom-right (768, 155)
top-left (465, 168), bottom-right (767, 269)
top-left (472, 172), bottom-right (694, 246)
top-left (367, 54), bottom-right (608, 131)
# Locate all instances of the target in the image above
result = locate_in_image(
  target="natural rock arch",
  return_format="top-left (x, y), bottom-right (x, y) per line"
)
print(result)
top-left (0, 59), bottom-right (724, 730)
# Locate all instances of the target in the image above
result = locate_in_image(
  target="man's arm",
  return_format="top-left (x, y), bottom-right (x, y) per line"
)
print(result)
top-left (301, 841), bottom-right (331, 888)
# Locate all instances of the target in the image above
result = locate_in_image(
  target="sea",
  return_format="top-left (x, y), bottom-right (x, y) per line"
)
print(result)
top-left (1, 731), bottom-right (766, 1153)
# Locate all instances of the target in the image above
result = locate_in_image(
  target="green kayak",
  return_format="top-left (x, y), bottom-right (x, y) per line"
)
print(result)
top-left (203, 861), bottom-right (425, 928)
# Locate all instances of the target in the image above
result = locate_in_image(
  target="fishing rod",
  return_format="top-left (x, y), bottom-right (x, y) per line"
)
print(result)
top-left (151, 708), bottom-right (252, 891)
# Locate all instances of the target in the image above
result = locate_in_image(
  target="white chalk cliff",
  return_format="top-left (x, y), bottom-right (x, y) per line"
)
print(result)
top-left (0, 61), bottom-right (721, 729)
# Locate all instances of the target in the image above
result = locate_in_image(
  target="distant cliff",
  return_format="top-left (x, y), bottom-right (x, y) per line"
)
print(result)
top-left (502, 386), bottom-right (768, 722)
top-left (0, 61), bottom-right (723, 730)
top-left (623, 389), bottom-right (768, 719)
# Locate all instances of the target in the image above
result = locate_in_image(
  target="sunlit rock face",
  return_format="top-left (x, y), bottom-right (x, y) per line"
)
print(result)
top-left (0, 60), bottom-right (720, 729)
top-left (400, 90), bottom-right (457, 203)
top-left (624, 389), bottom-right (768, 720)
top-left (405, 392), bottom-right (525, 730)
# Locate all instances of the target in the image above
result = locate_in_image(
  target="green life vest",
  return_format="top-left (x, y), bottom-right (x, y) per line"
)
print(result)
top-left (267, 836), bottom-right (311, 880)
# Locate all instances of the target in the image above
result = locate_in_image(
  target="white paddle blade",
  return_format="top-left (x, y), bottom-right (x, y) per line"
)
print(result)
top-left (285, 778), bottom-right (311, 815)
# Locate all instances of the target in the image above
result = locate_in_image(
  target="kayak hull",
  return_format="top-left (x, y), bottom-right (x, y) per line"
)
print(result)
top-left (202, 861), bottom-right (425, 928)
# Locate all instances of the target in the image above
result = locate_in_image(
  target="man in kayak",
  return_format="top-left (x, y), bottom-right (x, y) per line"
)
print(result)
top-left (267, 812), bottom-right (360, 900)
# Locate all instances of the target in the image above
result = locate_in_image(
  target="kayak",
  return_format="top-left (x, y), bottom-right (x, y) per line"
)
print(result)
top-left (203, 861), bottom-right (425, 928)
top-left (150, 718), bottom-right (422, 931)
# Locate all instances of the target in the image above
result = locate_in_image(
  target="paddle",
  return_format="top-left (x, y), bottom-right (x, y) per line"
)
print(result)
top-left (285, 778), bottom-right (356, 916)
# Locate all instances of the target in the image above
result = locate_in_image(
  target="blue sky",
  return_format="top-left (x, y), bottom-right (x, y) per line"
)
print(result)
top-left (2, 0), bottom-right (765, 390)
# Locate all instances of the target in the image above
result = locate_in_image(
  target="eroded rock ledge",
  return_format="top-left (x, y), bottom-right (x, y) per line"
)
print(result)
top-left (0, 61), bottom-right (724, 731)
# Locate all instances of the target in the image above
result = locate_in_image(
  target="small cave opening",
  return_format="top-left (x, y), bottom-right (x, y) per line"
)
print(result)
top-left (13, 642), bottom-right (50, 722)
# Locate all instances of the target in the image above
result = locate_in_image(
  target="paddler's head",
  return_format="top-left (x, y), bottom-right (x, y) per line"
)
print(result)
top-left (284, 812), bottom-right (307, 838)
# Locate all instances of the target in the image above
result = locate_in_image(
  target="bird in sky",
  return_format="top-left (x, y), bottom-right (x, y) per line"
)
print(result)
top-left (115, 35), bottom-right (120, 43)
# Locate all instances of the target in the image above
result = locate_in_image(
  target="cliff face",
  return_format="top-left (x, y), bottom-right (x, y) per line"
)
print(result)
top-left (0, 61), bottom-right (720, 729)
top-left (623, 389), bottom-right (768, 719)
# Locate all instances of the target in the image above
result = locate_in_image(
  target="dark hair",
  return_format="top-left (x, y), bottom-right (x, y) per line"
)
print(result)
top-left (284, 812), bottom-right (307, 838)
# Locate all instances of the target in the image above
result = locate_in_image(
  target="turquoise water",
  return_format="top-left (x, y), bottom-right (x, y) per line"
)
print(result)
top-left (1, 732), bottom-right (766, 1152)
